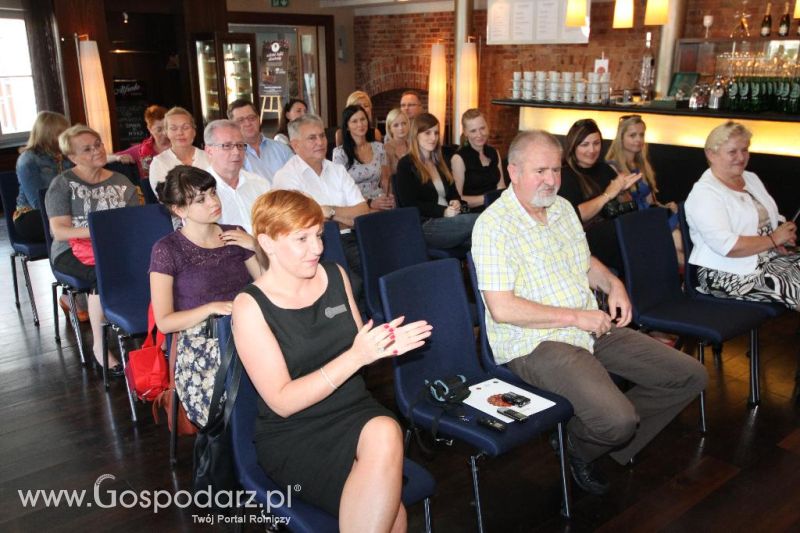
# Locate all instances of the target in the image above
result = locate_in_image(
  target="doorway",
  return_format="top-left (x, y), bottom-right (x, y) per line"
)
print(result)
top-left (229, 23), bottom-right (328, 136)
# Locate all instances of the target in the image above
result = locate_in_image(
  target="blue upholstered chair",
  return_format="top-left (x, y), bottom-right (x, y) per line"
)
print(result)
top-left (217, 315), bottom-right (436, 533)
top-left (678, 203), bottom-right (785, 404)
top-left (37, 187), bottom-right (93, 365)
top-left (483, 188), bottom-right (503, 208)
top-left (380, 259), bottom-right (575, 531)
top-left (354, 208), bottom-right (431, 322)
top-left (89, 204), bottom-right (173, 420)
top-left (616, 208), bottom-right (770, 416)
top-left (0, 171), bottom-right (47, 326)
top-left (320, 220), bottom-right (349, 276)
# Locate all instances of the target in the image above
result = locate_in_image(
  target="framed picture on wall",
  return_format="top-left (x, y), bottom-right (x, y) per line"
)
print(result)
top-left (668, 72), bottom-right (700, 98)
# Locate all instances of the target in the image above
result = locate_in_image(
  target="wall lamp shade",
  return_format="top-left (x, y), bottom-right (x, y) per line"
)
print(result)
top-left (794, 1), bottom-right (800, 19)
top-left (428, 42), bottom-right (447, 131)
top-left (566, 0), bottom-right (588, 27)
top-left (455, 41), bottom-right (478, 139)
top-left (644, 0), bottom-right (669, 25)
top-left (612, 0), bottom-right (635, 28)
top-left (78, 40), bottom-right (113, 151)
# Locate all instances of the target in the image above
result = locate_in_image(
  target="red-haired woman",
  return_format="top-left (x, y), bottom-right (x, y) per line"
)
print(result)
top-left (232, 190), bottom-right (431, 531)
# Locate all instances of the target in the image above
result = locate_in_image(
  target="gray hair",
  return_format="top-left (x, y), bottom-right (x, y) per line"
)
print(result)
top-left (507, 129), bottom-right (562, 166)
top-left (705, 121), bottom-right (752, 153)
top-left (288, 113), bottom-right (324, 141)
top-left (204, 119), bottom-right (240, 145)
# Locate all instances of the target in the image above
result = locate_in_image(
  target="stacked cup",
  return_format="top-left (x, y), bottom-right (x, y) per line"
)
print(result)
top-left (561, 72), bottom-right (574, 103)
top-left (535, 71), bottom-right (546, 101)
top-left (587, 71), bottom-right (601, 104)
top-left (522, 71), bottom-right (534, 100)
top-left (512, 71), bottom-right (522, 99)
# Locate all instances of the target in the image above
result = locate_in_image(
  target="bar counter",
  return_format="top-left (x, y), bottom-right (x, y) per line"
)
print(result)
top-left (492, 99), bottom-right (800, 157)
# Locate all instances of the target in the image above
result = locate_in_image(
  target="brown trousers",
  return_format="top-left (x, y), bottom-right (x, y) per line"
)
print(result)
top-left (509, 327), bottom-right (707, 465)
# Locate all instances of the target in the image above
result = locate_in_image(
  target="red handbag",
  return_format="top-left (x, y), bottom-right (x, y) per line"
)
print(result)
top-left (126, 305), bottom-right (169, 401)
top-left (152, 333), bottom-right (198, 436)
top-left (68, 237), bottom-right (95, 266)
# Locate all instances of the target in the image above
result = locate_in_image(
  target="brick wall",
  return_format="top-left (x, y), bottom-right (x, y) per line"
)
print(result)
top-left (356, 5), bottom-right (663, 155)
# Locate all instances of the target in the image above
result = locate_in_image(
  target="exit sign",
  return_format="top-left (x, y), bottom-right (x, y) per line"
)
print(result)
top-left (271, 0), bottom-right (288, 6)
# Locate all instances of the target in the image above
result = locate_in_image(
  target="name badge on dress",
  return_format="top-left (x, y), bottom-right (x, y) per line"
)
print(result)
top-left (324, 304), bottom-right (347, 319)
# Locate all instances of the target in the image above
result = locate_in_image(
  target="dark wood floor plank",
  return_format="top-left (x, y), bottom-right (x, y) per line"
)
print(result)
top-left (778, 428), bottom-right (800, 455)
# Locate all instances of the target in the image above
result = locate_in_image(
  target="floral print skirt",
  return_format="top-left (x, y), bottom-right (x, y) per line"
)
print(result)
top-left (175, 322), bottom-right (222, 428)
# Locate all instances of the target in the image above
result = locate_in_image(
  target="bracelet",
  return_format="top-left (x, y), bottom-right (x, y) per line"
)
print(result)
top-left (768, 233), bottom-right (778, 249)
top-left (320, 367), bottom-right (337, 390)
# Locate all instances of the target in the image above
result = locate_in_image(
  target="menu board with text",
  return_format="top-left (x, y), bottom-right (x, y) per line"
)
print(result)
top-left (487, 0), bottom-right (590, 45)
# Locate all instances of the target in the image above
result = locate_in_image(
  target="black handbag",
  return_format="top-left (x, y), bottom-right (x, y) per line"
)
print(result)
top-left (191, 328), bottom-right (242, 507)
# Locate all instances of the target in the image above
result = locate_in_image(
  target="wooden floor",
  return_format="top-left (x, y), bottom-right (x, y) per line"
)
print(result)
top-left (2, 217), bottom-right (800, 533)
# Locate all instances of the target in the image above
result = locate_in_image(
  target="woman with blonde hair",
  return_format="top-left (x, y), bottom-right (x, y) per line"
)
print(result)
top-left (232, 189), bottom-right (431, 529)
top-left (685, 121), bottom-right (799, 309)
top-left (395, 112), bottom-right (478, 249)
top-left (45, 125), bottom-right (141, 375)
top-left (148, 106), bottom-right (209, 195)
top-left (335, 90), bottom-right (382, 146)
top-left (383, 108), bottom-right (410, 176)
top-left (14, 111), bottom-right (71, 242)
top-left (450, 108), bottom-right (505, 211)
top-left (607, 114), bottom-right (682, 259)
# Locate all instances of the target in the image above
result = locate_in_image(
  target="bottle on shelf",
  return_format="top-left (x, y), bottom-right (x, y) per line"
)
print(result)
top-left (778, 1), bottom-right (790, 36)
top-left (638, 32), bottom-right (655, 102)
top-left (709, 75), bottom-right (725, 109)
top-left (761, 2), bottom-right (773, 36)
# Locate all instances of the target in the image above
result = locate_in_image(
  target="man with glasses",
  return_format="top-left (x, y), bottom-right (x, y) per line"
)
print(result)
top-left (228, 99), bottom-right (293, 185)
top-left (204, 119), bottom-right (269, 234)
top-left (400, 90), bottom-right (423, 121)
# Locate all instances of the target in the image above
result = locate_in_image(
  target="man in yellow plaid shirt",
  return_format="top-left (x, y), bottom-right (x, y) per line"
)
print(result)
top-left (472, 130), bottom-right (707, 495)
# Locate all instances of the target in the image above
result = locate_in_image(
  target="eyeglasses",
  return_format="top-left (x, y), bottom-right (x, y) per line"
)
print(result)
top-left (76, 140), bottom-right (104, 155)
top-left (234, 115), bottom-right (260, 125)
top-left (208, 142), bottom-right (248, 152)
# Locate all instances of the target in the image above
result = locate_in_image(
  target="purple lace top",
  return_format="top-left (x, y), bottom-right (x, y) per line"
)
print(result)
top-left (149, 224), bottom-right (254, 311)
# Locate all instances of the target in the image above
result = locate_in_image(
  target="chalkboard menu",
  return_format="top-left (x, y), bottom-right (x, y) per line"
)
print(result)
top-left (114, 79), bottom-right (148, 149)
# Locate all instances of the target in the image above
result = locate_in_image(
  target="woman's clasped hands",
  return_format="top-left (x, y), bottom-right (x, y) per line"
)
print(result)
top-left (351, 317), bottom-right (433, 365)
top-left (444, 199), bottom-right (462, 218)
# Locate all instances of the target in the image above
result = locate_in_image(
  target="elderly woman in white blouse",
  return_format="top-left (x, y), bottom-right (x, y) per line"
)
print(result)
top-left (685, 121), bottom-right (799, 310)
top-left (148, 106), bottom-right (209, 195)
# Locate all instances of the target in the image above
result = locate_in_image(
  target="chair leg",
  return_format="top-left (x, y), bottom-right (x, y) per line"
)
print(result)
top-left (10, 253), bottom-right (20, 308)
top-left (116, 331), bottom-right (138, 423)
top-left (20, 257), bottom-right (39, 327)
top-left (170, 387), bottom-right (178, 467)
top-left (469, 454), bottom-right (485, 533)
top-left (52, 282), bottom-right (61, 343)
top-left (556, 422), bottom-right (572, 519)
top-left (102, 323), bottom-right (110, 389)
top-left (712, 343), bottom-right (723, 368)
top-left (696, 343), bottom-right (708, 433)
top-left (66, 290), bottom-right (87, 366)
top-left (748, 329), bottom-right (760, 407)
top-left (423, 497), bottom-right (433, 533)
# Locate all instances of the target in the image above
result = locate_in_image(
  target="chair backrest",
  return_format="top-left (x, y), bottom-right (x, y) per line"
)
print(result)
top-left (379, 259), bottom-right (485, 414)
top-left (354, 207), bottom-right (430, 321)
top-left (466, 253), bottom-right (496, 370)
top-left (89, 204), bottom-right (173, 330)
top-left (320, 220), bottom-right (349, 275)
top-left (391, 173), bottom-right (403, 207)
top-left (37, 187), bottom-right (54, 261)
top-left (107, 161), bottom-right (157, 205)
top-left (615, 208), bottom-right (684, 319)
top-left (0, 171), bottom-right (24, 245)
top-left (483, 188), bottom-right (503, 208)
top-left (677, 202), bottom-right (701, 297)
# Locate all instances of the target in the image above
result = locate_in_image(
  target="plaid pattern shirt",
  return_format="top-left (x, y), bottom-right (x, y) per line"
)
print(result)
top-left (472, 185), bottom-right (597, 364)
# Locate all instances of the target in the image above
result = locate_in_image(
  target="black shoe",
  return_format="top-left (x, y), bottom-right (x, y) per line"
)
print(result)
top-left (107, 363), bottom-right (125, 378)
top-left (548, 431), bottom-right (610, 495)
top-left (568, 455), bottom-right (610, 495)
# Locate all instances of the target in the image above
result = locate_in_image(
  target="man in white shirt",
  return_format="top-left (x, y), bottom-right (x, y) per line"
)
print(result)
top-left (273, 113), bottom-right (369, 303)
top-left (228, 99), bottom-right (293, 185)
top-left (204, 119), bottom-right (270, 234)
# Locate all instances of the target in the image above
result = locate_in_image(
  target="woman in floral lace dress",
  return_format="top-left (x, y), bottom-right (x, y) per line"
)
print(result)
top-left (149, 165), bottom-right (261, 426)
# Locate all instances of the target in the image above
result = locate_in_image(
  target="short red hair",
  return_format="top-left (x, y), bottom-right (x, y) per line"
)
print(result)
top-left (251, 189), bottom-right (324, 240)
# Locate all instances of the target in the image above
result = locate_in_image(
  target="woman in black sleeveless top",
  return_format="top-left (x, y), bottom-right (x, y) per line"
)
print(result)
top-left (451, 108), bottom-right (505, 212)
top-left (232, 190), bottom-right (432, 530)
